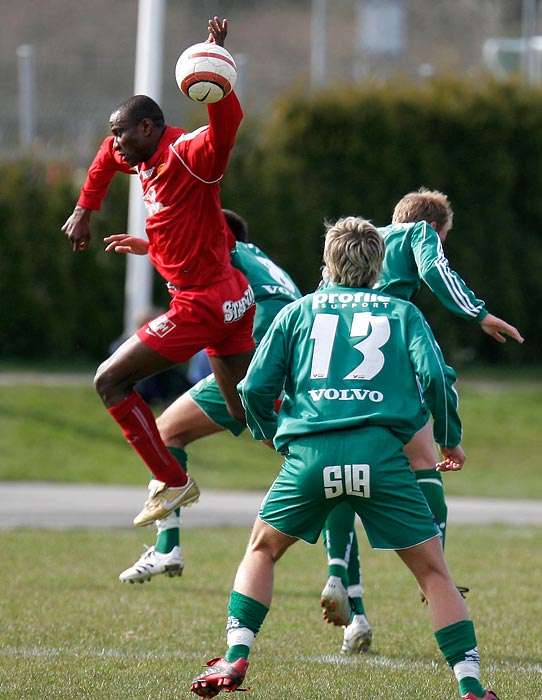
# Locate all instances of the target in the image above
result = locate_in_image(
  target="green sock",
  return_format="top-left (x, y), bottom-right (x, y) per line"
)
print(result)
top-left (323, 501), bottom-right (357, 588)
top-left (155, 509), bottom-right (181, 553)
top-left (167, 446), bottom-right (188, 473)
top-left (435, 620), bottom-right (484, 698)
top-left (225, 590), bottom-right (269, 662)
top-left (347, 531), bottom-right (366, 616)
top-left (155, 447), bottom-right (187, 554)
top-left (415, 469), bottom-right (447, 547)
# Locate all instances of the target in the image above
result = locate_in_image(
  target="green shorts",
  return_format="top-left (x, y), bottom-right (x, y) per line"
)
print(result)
top-left (259, 426), bottom-right (439, 550)
top-left (189, 374), bottom-right (246, 436)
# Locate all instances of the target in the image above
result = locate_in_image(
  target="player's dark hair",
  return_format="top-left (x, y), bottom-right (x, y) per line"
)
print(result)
top-left (113, 94), bottom-right (165, 128)
top-left (223, 209), bottom-right (248, 243)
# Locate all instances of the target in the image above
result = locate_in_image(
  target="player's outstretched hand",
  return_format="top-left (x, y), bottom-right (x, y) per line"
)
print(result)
top-left (436, 444), bottom-right (466, 472)
top-left (104, 234), bottom-right (149, 255)
top-left (207, 16), bottom-right (227, 46)
top-left (480, 313), bottom-right (524, 344)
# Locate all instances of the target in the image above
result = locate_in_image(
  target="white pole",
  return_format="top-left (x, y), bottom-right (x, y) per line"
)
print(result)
top-left (521, 0), bottom-right (537, 82)
top-left (124, 0), bottom-right (166, 336)
top-left (311, 0), bottom-right (327, 88)
top-left (17, 44), bottom-right (36, 149)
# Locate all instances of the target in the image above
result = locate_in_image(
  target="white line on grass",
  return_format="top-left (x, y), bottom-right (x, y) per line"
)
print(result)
top-left (2, 646), bottom-right (541, 676)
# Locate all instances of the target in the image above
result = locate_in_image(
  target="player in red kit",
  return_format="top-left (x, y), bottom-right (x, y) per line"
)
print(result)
top-left (61, 17), bottom-right (255, 527)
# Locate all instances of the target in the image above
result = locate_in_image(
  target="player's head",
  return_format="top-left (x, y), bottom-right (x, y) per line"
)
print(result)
top-left (109, 95), bottom-right (166, 167)
top-left (223, 209), bottom-right (248, 242)
top-left (322, 216), bottom-right (385, 289)
top-left (392, 187), bottom-right (453, 241)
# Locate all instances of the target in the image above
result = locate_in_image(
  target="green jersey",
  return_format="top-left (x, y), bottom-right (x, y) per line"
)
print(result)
top-left (375, 221), bottom-right (488, 321)
top-left (230, 242), bottom-right (301, 344)
top-left (188, 241), bottom-right (301, 437)
top-left (240, 285), bottom-right (461, 452)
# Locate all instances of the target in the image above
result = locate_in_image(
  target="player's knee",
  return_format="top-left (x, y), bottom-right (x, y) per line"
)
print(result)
top-left (93, 361), bottom-right (108, 396)
top-left (94, 360), bottom-right (125, 406)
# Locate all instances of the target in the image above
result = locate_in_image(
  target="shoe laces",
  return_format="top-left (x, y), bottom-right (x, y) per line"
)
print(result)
top-left (134, 545), bottom-right (156, 566)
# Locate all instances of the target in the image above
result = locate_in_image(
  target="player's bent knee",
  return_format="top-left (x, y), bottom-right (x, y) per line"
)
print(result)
top-left (94, 361), bottom-right (130, 407)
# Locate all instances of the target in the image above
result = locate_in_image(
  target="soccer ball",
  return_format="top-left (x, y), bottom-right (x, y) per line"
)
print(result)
top-left (175, 42), bottom-right (237, 104)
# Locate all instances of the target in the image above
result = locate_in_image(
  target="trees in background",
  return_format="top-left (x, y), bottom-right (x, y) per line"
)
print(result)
top-left (2, 77), bottom-right (540, 366)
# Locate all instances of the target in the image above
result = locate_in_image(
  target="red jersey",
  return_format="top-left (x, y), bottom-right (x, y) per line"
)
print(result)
top-left (77, 92), bottom-right (243, 287)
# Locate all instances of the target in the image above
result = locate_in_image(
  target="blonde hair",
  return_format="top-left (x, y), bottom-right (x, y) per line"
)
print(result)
top-left (392, 187), bottom-right (453, 232)
top-left (323, 216), bottom-right (385, 288)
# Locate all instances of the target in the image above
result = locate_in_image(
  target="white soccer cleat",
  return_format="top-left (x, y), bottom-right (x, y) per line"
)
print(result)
top-left (320, 575), bottom-right (350, 626)
top-left (133, 476), bottom-right (200, 527)
top-left (341, 614), bottom-right (372, 654)
top-left (119, 545), bottom-right (184, 583)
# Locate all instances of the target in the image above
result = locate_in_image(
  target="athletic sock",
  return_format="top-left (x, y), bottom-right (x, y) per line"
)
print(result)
top-left (415, 468), bottom-right (448, 546)
top-left (166, 446), bottom-right (188, 473)
top-left (323, 501), bottom-right (357, 588)
top-left (225, 590), bottom-right (269, 662)
top-left (155, 448), bottom-right (188, 553)
top-left (155, 510), bottom-right (181, 553)
top-left (346, 531), bottom-right (366, 616)
top-left (108, 391), bottom-right (187, 486)
top-left (435, 620), bottom-right (484, 698)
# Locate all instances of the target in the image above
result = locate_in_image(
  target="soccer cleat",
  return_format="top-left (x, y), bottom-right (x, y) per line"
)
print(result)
top-left (133, 476), bottom-right (200, 527)
top-left (190, 657), bottom-right (249, 698)
top-left (460, 691), bottom-right (500, 700)
top-left (118, 545), bottom-right (184, 583)
top-left (341, 614), bottom-right (372, 654)
top-left (320, 575), bottom-right (350, 626)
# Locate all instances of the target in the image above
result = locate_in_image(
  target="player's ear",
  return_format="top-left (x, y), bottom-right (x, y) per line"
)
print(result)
top-left (140, 118), bottom-right (154, 135)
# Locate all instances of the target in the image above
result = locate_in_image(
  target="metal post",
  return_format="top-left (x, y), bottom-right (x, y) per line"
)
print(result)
top-left (124, 0), bottom-right (166, 337)
top-left (521, 0), bottom-right (538, 82)
top-left (17, 44), bottom-right (36, 149)
top-left (311, 0), bottom-right (327, 88)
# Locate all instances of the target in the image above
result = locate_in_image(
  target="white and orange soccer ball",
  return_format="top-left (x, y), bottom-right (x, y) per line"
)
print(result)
top-left (175, 42), bottom-right (237, 104)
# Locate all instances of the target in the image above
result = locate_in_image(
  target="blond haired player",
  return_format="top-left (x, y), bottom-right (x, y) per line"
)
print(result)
top-left (190, 217), bottom-right (499, 700)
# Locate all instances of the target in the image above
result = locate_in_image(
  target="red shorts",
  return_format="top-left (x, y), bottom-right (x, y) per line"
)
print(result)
top-left (137, 268), bottom-right (256, 363)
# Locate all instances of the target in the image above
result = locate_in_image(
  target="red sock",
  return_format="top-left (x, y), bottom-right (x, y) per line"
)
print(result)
top-left (108, 391), bottom-right (187, 487)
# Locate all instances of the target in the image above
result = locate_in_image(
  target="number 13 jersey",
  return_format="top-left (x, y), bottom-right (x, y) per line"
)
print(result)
top-left (239, 284), bottom-right (461, 453)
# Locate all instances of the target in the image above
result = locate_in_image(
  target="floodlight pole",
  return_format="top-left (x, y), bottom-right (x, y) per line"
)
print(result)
top-left (17, 44), bottom-right (36, 149)
top-left (311, 0), bottom-right (327, 88)
top-left (521, 0), bottom-right (542, 83)
top-left (124, 0), bottom-right (166, 336)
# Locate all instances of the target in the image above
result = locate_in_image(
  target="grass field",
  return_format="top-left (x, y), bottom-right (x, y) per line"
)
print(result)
top-left (0, 525), bottom-right (541, 699)
top-left (1, 370), bottom-right (541, 698)
top-left (0, 372), bottom-right (541, 498)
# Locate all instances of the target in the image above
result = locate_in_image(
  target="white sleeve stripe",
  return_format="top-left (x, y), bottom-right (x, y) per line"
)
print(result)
top-left (173, 125), bottom-right (207, 145)
top-left (419, 229), bottom-right (482, 318)
top-left (168, 134), bottom-right (224, 185)
top-left (434, 254), bottom-right (481, 317)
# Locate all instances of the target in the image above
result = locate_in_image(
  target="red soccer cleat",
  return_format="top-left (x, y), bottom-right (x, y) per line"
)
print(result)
top-left (190, 657), bottom-right (249, 698)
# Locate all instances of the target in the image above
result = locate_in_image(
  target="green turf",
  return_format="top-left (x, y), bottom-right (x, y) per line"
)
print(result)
top-left (0, 525), bottom-right (540, 699)
top-left (0, 374), bottom-right (541, 497)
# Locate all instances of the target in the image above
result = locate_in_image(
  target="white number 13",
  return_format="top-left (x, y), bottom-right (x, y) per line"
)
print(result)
top-left (309, 312), bottom-right (390, 380)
